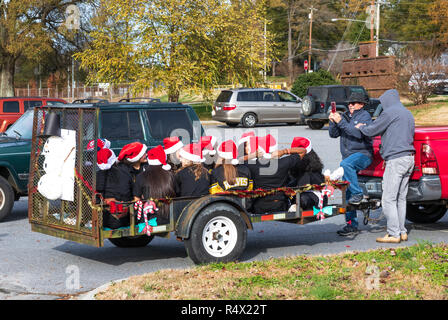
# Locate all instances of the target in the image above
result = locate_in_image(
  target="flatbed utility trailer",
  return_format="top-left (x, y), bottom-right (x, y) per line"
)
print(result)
top-left (28, 105), bottom-right (350, 264)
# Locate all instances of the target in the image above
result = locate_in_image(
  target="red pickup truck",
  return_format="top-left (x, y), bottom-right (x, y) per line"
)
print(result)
top-left (358, 126), bottom-right (448, 224)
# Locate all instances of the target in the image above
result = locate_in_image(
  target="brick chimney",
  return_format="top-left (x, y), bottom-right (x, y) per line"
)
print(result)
top-left (359, 41), bottom-right (377, 58)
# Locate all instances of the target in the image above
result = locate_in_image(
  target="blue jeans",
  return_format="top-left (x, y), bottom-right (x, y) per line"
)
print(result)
top-left (340, 152), bottom-right (372, 228)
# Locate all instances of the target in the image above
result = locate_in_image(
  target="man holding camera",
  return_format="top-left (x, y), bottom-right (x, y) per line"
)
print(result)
top-left (329, 92), bottom-right (373, 236)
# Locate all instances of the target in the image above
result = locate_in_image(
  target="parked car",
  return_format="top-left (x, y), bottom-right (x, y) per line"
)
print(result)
top-left (301, 85), bottom-right (382, 130)
top-left (212, 88), bottom-right (304, 127)
top-left (0, 100), bottom-right (204, 222)
top-left (0, 97), bottom-right (67, 132)
top-left (408, 73), bottom-right (448, 95)
top-left (358, 126), bottom-right (448, 224)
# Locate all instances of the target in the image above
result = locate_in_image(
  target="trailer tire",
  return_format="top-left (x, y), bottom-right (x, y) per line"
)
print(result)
top-left (108, 235), bottom-right (154, 247)
top-left (184, 205), bottom-right (247, 264)
top-left (0, 176), bottom-right (14, 222)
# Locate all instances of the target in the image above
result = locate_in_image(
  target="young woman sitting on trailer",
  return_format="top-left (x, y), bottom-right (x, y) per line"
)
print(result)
top-left (133, 145), bottom-right (176, 225)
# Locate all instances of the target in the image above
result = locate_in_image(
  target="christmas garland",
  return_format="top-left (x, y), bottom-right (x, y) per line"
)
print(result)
top-left (72, 169), bottom-right (349, 213)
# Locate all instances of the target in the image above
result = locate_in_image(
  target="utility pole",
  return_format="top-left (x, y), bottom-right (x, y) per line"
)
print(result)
top-left (376, 0), bottom-right (380, 56)
top-left (370, 0), bottom-right (375, 43)
top-left (264, 18), bottom-right (267, 83)
top-left (308, 6), bottom-right (317, 73)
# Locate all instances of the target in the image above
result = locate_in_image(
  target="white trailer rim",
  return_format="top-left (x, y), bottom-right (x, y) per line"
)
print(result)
top-left (202, 216), bottom-right (238, 258)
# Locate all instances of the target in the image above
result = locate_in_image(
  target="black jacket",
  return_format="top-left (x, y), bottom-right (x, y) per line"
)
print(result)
top-left (246, 155), bottom-right (303, 189)
top-left (96, 163), bottom-right (134, 201)
top-left (174, 166), bottom-right (210, 197)
top-left (328, 108), bottom-right (373, 160)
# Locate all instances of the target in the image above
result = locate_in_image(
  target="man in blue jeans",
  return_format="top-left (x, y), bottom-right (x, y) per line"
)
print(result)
top-left (329, 92), bottom-right (373, 236)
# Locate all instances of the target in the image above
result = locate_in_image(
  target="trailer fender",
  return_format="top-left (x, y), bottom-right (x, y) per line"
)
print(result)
top-left (175, 195), bottom-right (253, 240)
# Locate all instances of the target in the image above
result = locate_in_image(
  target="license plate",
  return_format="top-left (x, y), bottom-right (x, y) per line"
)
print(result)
top-left (365, 181), bottom-right (381, 192)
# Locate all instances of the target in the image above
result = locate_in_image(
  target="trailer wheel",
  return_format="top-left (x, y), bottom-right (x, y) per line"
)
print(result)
top-left (108, 235), bottom-right (154, 247)
top-left (185, 206), bottom-right (247, 264)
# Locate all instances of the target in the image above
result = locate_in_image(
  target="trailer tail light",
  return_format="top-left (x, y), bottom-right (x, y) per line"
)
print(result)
top-left (421, 143), bottom-right (439, 175)
top-left (223, 104), bottom-right (237, 111)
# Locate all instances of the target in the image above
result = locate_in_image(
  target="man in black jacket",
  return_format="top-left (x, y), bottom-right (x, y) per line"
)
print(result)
top-left (329, 92), bottom-right (373, 236)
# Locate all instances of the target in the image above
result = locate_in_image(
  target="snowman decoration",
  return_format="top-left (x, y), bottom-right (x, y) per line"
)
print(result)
top-left (37, 129), bottom-right (76, 201)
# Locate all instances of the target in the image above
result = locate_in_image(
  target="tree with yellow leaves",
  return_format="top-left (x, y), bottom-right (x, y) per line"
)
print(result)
top-left (0, 1), bottom-right (86, 96)
top-left (430, 0), bottom-right (448, 45)
top-left (75, 0), bottom-right (273, 102)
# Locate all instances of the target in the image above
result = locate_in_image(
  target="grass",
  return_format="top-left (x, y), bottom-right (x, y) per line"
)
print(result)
top-left (94, 242), bottom-right (448, 300)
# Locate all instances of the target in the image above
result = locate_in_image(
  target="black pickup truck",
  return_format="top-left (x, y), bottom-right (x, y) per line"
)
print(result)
top-left (301, 85), bottom-right (382, 130)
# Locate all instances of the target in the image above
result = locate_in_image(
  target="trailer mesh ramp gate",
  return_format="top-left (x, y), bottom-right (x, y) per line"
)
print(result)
top-left (28, 106), bottom-right (102, 247)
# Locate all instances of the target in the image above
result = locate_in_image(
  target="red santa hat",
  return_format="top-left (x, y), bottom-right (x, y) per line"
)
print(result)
top-left (291, 137), bottom-right (312, 154)
top-left (147, 145), bottom-right (171, 171)
top-left (238, 131), bottom-right (255, 145)
top-left (200, 136), bottom-right (218, 156)
top-left (163, 136), bottom-right (184, 155)
top-left (87, 138), bottom-right (111, 151)
top-left (246, 136), bottom-right (259, 156)
top-left (97, 148), bottom-right (117, 170)
top-left (258, 134), bottom-right (277, 159)
top-left (217, 140), bottom-right (239, 165)
top-left (179, 142), bottom-right (205, 163)
top-left (117, 142), bottom-right (147, 163)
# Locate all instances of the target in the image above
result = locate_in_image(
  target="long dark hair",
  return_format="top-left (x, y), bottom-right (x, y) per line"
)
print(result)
top-left (290, 150), bottom-right (324, 178)
top-left (139, 166), bottom-right (176, 219)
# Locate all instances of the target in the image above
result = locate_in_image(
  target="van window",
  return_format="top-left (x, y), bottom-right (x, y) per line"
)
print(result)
top-left (24, 100), bottom-right (42, 111)
top-left (262, 91), bottom-right (275, 101)
top-left (3, 101), bottom-right (20, 113)
top-left (277, 91), bottom-right (297, 102)
top-left (101, 111), bottom-right (144, 140)
top-left (216, 91), bottom-right (233, 103)
top-left (237, 91), bottom-right (263, 102)
top-left (146, 109), bottom-right (193, 141)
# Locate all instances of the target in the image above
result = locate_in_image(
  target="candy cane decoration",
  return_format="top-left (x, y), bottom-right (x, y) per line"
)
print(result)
top-left (134, 200), bottom-right (158, 236)
top-left (316, 185), bottom-right (335, 221)
top-left (134, 201), bottom-right (144, 220)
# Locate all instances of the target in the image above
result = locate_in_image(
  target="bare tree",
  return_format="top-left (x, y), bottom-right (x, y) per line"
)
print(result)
top-left (398, 45), bottom-right (448, 105)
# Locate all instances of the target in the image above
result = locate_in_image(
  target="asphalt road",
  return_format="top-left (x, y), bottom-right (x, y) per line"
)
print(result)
top-left (1, 123), bottom-right (447, 300)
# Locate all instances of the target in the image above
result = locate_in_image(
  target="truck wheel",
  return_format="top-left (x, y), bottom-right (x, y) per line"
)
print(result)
top-left (184, 205), bottom-right (247, 264)
top-left (242, 113), bottom-right (257, 128)
top-left (307, 121), bottom-right (325, 130)
top-left (406, 203), bottom-right (447, 224)
top-left (0, 176), bottom-right (14, 222)
top-left (108, 235), bottom-right (154, 247)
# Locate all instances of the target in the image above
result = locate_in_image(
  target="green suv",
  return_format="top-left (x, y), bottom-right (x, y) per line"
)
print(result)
top-left (0, 101), bottom-right (204, 221)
